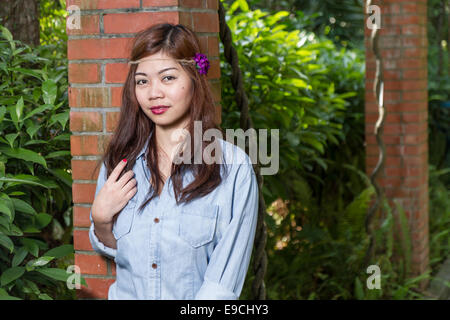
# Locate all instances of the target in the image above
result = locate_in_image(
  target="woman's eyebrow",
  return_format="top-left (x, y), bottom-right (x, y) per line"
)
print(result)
top-left (135, 67), bottom-right (178, 77)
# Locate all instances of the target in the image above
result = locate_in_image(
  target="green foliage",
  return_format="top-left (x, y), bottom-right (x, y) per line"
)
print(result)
top-left (0, 24), bottom-right (84, 300)
top-left (39, 0), bottom-right (68, 47)
top-left (427, 0), bottom-right (450, 173)
top-left (222, 0), bottom-right (443, 300)
top-left (428, 166), bottom-right (450, 271)
top-left (225, 0), bottom-right (366, 49)
top-left (220, 2), bottom-right (364, 205)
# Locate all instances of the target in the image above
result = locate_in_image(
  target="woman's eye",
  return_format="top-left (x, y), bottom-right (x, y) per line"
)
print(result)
top-left (135, 76), bottom-right (175, 86)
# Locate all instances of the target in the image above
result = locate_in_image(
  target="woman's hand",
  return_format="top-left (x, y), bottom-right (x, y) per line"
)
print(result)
top-left (92, 159), bottom-right (137, 226)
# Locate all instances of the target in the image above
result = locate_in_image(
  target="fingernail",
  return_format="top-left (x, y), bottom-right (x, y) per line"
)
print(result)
top-left (122, 159), bottom-right (127, 162)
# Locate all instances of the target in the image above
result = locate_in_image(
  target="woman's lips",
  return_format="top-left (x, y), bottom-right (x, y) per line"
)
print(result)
top-left (150, 106), bottom-right (169, 114)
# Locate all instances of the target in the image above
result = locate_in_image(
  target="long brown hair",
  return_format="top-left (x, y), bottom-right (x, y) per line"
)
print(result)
top-left (92, 23), bottom-right (228, 211)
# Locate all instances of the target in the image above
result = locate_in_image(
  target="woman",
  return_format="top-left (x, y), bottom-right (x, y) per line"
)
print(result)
top-left (89, 23), bottom-right (259, 300)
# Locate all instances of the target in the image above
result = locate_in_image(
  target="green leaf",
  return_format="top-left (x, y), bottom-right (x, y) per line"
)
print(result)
top-left (25, 122), bottom-right (42, 139)
top-left (22, 226), bottom-right (41, 233)
top-left (38, 293), bottom-right (53, 300)
top-left (0, 234), bottom-right (14, 253)
top-left (25, 256), bottom-right (55, 271)
top-left (0, 295), bottom-right (22, 300)
top-left (0, 146), bottom-right (47, 168)
top-left (53, 133), bottom-right (70, 141)
top-left (0, 106), bottom-right (6, 123)
top-left (0, 202), bottom-right (13, 221)
top-left (12, 247), bottom-right (28, 267)
top-left (8, 224), bottom-right (23, 236)
top-left (36, 213), bottom-right (52, 228)
top-left (23, 104), bottom-right (53, 121)
top-left (22, 238), bottom-right (39, 257)
top-left (50, 110), bottom-right (69, 130)
top-left (0, 25), bottom-right (13, 42)
top-left (7, 96), bottom-right (24, 128)
top-left (1, 267), bottom-right (25, 286)
top-left (237, 0), bottom-right (249, 12)
top-left (36, 268), bottom-right (70, 282)
top-left (354, 277), bottom-right (365, 300)
top-left (46, 167), bottom-right (72, 187)
top-left (0, 25), bottom-right (15, 51)
top-left (5, 133), bottom-right (19, 148)
top-left (0, 175), bottom-right (51, 189)
top-left (45, 151), bottom-right (71, 159)
top-left (11, 198), bottom-right (37, 215)
top-left (0, 288), bottom-right (9, 296)
top-left (42, 80), bottom-right (57, 105)
top-left (44, 244), bottom-right (74, 259)
top-left (7, 67), bottom-right (44, 80)
top-left (23, 140), bottom-right (49, 147)
top-left (301, 137), bottom-right (324, 154)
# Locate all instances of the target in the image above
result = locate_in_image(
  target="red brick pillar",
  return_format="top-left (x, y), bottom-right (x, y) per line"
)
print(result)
top-left (68, 0), bottom-right (221, 299)
top-left (365, 0), bottom-right (429, 289)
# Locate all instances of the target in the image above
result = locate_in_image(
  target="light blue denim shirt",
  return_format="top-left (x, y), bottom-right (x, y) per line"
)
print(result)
top-left (88, 136), bottom-right (259, 300)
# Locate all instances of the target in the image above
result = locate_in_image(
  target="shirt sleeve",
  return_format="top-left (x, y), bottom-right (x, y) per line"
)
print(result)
top-left (88, 161), bottom-right (117, 260)
top-left (194, 163), bottom-right (259, 300)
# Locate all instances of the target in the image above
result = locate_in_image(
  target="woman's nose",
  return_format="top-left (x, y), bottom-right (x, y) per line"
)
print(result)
top-left (147, 81), bottom-right (164, 100)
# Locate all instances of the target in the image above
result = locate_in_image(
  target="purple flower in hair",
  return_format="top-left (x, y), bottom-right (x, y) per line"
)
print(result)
top-left (193, 53), bottom-right (210, 75)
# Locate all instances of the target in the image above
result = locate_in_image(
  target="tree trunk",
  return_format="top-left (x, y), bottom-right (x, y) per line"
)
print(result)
top-left (0, 0), bottom-right (40, 47)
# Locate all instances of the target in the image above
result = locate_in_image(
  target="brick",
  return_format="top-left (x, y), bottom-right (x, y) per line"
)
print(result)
top-left (206, 0), bottom-right (219, 11)
top-left (192, 12), bottom-right (219, 33)
top-left (179, 0), bottom-right (203, 8)
top-left (402, 25), bottom-right (426, 36)
top-left (111, 86), bottom-right (124, 107)
top-left (206, 58), bottom-right (220, 80)
top-left (110, 260), bottom-right (116, 276)
top-left (66, 15), bottom-right (100, 35)
top-left (70, 111), bottom-right (103, 132)
top-left (179, 11), bottom-right (193, 29)
top-left (105, 63), bottom-right (130, 83)
top-left (68, 38), bottom-right (133, 60)
top-left (103, 12), bottom-right (178, 34)
top-left (106, 112), bottom-right (120, 132)
top-left (402, 112), bottom-right (427, 123)
top-left (70, 135), bottom-right (101, 156)
top-left (403, 69), bottom-right (427, 80)
top-left (72, 183), bottom-right (97, 203)
top-left (68, 63), bottom-right (100, 84)
top-left (69, 87), bottom-right (111, 108)
top-left (401, 3), bottom-right (427, 14)
top-left (403, 47), bottom-right (428, 58)
top-left (73, 206), bottom-right (92, 227)
top-left (71, 159), bottom-right (102, 180)
top-left (67, 0), bottom-right (140, 10)
top-left (74, 230), bottom-right (94, 251)
top-left (142, 0), bottom-right (178, 7)
top-left (210, 81), bottom-right (221, 103)
top-left (77, 278), bottom-right (115, 299)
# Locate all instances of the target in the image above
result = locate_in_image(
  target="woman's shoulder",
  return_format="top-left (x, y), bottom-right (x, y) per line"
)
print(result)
top-left (217, 137), bottom-right (254, 167)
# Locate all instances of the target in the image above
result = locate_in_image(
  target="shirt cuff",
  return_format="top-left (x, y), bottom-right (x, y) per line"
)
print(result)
top-left (194, 278), bottom-right (238, 300)
top-left (89, 223), bottom-right (117, 260)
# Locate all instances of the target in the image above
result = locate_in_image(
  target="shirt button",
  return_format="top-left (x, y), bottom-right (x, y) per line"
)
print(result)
top-left (154, 217), bottom-right (160, 223)
top-left (152, 263), bottom-right (157, 269)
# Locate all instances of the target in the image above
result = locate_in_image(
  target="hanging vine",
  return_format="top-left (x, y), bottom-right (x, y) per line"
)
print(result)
top-left (218, 1), bottom-right (268, 300)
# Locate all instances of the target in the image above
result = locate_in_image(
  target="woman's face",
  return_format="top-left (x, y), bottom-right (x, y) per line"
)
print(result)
top-left (134, 51), bottom-right (194, 130)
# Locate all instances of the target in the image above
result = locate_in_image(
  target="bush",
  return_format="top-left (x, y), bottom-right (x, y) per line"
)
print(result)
top-left (0, 25), bottom-right (83, 300)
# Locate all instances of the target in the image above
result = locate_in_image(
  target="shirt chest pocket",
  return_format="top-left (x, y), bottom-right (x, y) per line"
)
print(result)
top-left (178, 204), bottom-right (219, 248)
top-left (112, 196), bottom-right (137, 240)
